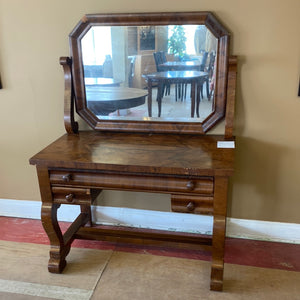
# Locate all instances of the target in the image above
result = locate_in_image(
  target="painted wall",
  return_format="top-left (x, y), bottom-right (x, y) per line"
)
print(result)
top-left (0, 0), bottom-right (299, 223)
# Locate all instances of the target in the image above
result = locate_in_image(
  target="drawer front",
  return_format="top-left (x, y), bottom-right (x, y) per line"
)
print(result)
top-left (52, 186), bottom-right (100, 205)
top-left (50, 171), bottom-right (214, 195)
top-left (171, 194), bottom-right (214, 215)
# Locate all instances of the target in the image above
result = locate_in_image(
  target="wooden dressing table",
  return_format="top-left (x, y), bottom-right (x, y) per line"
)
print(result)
top-left (29, 12), bottom-right (237, 292)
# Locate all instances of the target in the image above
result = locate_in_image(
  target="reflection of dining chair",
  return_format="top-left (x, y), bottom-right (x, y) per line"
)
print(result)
top-left (207, 52), bottom-right (216, 78)
top-left (160, 52), bottom-right (171, 96)
top-left (155, 51), bottom-right (188, 102)
top-left (153, 51), bottom-right (170, 99)
top-left (194, 51), bottom-right (210, 100)
top-left (103, 55), bottom-right (113, 78)
top-left (207, 52), bottom-right (216, 100)
top-left (183, 52), bottom-right (209, 102)
top-left (197, 51), bottom-right (215, 100)
top-left (177, 53), bottom-right (209, 102)
top-left (200, 52), bottom-right (208, 71)
top-left (153, 51), bottom-right (165, 71)
top-left (176, 80), bottom-right (187, 102)
top-left (83, 65), bottom-right (103, 77)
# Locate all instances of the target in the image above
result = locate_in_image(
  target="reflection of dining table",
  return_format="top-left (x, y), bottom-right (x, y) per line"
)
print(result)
top-left (158, 60), bottom-right (203, 71)
top-left (86, 86), bottom-right (147, 116)
top-left (158, 61), bottom-right (209, 99)
top-left (143, 71), bottom-right (208, 118)
top-left (84, 77), bottom-right (122, 87)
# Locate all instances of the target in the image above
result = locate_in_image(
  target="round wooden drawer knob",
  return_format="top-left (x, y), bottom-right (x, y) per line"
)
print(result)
top-left (62, 174), bottom-right (72, 182)
top-left (65, 194), bottom-right (75, 203)
top-left (186, 181), bottom-right (195, 191)
top-left (187, 201), bottom-right (195, 211)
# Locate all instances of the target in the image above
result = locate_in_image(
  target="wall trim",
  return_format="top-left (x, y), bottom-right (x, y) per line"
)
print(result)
top-left (1, 199), bottom-right (299, 244)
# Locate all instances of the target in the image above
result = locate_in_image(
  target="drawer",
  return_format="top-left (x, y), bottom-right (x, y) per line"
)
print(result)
top-left (50, 171), bottom-right (214, 195)
top-left (171, 194), bottom-right (214, 215)
top-left (52, 186), bottom-right (100, 205)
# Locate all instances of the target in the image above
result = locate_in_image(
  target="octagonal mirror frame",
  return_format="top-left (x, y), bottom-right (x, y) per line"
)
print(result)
top-left (69, 11), bottom-right (230, 134)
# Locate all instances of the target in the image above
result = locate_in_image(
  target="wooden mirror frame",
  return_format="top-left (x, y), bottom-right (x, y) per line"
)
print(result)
top-left (68, 12), bottom-right (231, 134)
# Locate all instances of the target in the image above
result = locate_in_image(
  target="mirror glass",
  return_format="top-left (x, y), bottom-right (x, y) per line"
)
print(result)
top-left (81, 25), bottom-right (218, 122)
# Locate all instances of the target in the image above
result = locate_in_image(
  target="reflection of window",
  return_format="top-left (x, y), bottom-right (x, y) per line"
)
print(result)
top-left (81, 27), bottom-right (112, 65)
top-left (168, 25), bottom-right (199, 55)
top-left (167, 25), bottom-right (212, 56)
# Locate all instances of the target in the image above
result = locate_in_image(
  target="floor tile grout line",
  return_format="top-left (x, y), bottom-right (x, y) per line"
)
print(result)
top-left (89, 249), bottom-right (115, 299)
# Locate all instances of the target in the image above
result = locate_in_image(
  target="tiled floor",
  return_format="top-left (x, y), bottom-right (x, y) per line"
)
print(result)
top-left (109, 85), bottom-right (213, 121)
top-left (0, 216), bottom-right (299, 299)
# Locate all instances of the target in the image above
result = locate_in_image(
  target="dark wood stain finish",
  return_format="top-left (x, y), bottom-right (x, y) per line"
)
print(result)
top-left (30, 131), bottom-right (235, 291)
top-left (30, 11), bottom-right (238, 292)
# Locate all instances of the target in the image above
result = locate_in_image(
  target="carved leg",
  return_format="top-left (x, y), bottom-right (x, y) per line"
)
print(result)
top-left (210, 176), bottom-right (228, 291)
top-left (41, 202), bottom-right (70, 273)
top-left (81, 204), bottom-right (92, 227)
top-left (37, 166), bottom-right (70, 273)
top-left (36, 168), bottom-right (100, 273)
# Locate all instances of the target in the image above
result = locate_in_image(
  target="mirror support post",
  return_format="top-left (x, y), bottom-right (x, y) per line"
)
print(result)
top-left (224, 56), bottom-right (237, 139)
top-left (60, 57), bottom-right (79, 134)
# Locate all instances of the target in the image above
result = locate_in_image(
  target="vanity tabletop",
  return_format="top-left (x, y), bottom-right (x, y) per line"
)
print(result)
top-left (29, 131), bottom-right (235, 177)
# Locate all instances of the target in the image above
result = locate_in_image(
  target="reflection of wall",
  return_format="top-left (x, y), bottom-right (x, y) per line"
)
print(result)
top-left (1, 1), bottom-right (300, 225)
top-left (156, 26), bottom-right (168, 52)
top-left (132, 52), bottom-right (176, 89)
top-left (194, 25), bottom-right (207, 54)
top-left (127, 27), bottom-right (138, 56)
top-left (111, 27), bottom-right (127, 82)
top-left (127, 26), bottom-right (169, 88)
top-left (132, 54), bottom-right (156, 89)
top-left (127, 26), bottom-right (168, 55)
top-left (205, 30), bottom-right (217, 54)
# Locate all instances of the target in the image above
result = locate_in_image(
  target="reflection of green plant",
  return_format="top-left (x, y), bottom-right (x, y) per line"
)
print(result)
top-left (168, 26), bottom-right (187, 57)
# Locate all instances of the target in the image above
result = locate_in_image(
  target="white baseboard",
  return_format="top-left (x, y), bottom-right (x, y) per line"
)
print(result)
top-left (92, 206), bottom-right (213, 234)
top-left (0, 199), bottom-right (299, 244)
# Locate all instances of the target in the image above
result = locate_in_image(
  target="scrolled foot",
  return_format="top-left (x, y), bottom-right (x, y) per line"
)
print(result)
top-left (47, 245), bottom-right (70, 273)
top-left (48, 257), bottom-right (67, 273)
top-left (210, 279), bottom-right (223, 291)
top-left (210, 266), bottom-right (224, 291)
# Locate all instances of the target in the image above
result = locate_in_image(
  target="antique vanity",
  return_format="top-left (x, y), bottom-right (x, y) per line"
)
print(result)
top-left (30, 11), bottom-right (237, 291)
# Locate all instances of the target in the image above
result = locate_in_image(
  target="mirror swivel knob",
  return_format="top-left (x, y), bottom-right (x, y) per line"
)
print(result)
top-left (187, 201), bottom-right (195, 211)
top-left (186, 181), bottom-right (195, 191)
top-left (65, 194), bottom-right (75, 203)
top-left (62, 174), bottom-right (72, 182)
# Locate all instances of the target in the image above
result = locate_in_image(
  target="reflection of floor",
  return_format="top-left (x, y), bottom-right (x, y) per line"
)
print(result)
top-left (115, 84), bottom-right (213, 121)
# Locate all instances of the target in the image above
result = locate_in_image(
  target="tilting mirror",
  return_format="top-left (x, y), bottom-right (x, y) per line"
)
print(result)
top-left (81, 25), bottom-right (217, 121)
top-left (70, 12), bottom-right (230, 133)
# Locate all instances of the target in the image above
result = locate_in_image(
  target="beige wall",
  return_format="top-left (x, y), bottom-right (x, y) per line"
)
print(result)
top-left (0, 0), bottom-right (299, 223)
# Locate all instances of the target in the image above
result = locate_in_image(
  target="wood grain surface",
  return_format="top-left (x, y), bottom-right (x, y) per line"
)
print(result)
top-left (30, 131), bottom-right (234, 176)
